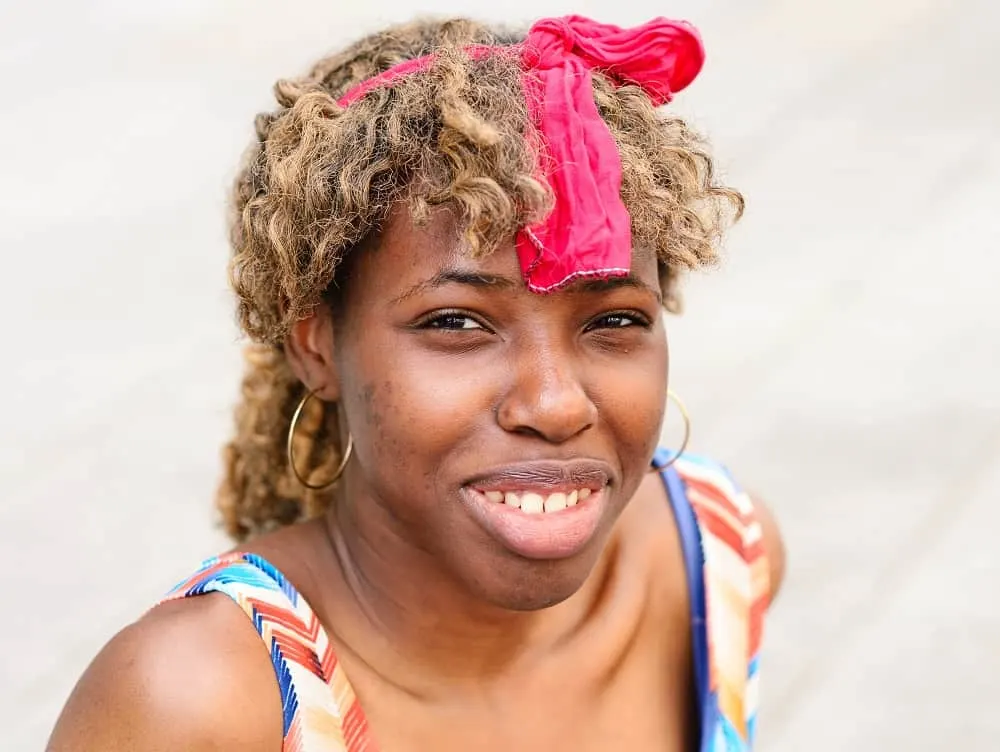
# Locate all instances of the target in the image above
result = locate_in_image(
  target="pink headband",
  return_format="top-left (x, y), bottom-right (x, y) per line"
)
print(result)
top-left (338, 15), bottom-right (705, 293)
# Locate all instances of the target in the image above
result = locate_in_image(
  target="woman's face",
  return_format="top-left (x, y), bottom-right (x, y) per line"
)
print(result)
top-left (306, 205), bottom-right (668, 611)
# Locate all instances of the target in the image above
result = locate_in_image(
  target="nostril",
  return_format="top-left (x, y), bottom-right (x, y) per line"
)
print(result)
top-left (497, 392), bottom-right (596, 443)
top-left (495, 357), bottom-right (597, 442)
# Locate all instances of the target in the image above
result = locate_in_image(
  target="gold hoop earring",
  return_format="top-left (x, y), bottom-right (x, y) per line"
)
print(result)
top-left (651, 389), bottom-right (691, 470)
top-left (286, 390), bottom-right (353, 490)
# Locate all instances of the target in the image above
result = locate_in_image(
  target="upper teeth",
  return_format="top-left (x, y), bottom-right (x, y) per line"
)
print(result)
top-left (482, 487), bottom-right (593, 513)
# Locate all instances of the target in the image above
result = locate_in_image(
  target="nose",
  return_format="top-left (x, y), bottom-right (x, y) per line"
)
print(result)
top-left (496, 346), bottom-right (597, 444)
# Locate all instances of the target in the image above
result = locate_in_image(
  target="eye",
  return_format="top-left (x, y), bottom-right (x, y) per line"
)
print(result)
top-left (420, 311), bottom-right (487, 331)
top-left (585, 311), bottom-right (652, 331)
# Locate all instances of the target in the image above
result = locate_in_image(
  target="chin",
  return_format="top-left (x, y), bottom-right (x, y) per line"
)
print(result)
top-left (465, 551), bottom-right (600, 612)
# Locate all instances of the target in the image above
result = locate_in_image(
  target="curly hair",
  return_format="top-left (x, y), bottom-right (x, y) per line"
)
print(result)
top-left (218, 17), bottom-right (744, 541)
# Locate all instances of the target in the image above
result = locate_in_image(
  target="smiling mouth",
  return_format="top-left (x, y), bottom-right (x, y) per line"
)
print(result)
top-left (459, 459), bottom-right (612, 558)
top-left (462, 484), bottom-right (608, 559)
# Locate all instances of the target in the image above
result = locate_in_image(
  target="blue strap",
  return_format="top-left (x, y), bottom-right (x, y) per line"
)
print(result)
top-left (652, 449), bottom-right (718, 752)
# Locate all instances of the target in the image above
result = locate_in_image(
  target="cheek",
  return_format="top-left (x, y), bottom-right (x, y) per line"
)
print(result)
top-left (594, 339), bottom-right (669, 466)
top-left (343, 341), bottom-right (497, 484)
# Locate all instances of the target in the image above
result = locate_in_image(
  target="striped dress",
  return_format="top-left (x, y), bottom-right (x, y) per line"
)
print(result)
top-left (163, 450), bottom-right (769, 751)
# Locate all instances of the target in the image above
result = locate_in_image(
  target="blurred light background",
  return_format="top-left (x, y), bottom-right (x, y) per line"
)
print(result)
top-left (1, 0), bottom-right (998, 749)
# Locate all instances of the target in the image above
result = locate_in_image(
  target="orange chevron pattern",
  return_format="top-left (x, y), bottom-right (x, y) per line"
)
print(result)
top-left (162, 553), bottom-right (361, 751)
top-left (160, 452), bottom-right (768, 751)
top-left (674, 454), bottom-right (769, 750)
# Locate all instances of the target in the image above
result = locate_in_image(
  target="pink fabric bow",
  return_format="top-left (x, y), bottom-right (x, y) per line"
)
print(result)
top-left (517, 16), bottom-right (704, 291)
top-left (337, 16), bottom-right (705, 292)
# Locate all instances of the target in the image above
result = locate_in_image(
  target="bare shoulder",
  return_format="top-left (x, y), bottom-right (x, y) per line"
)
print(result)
top-left (47, 594), bottom-right (283, 752)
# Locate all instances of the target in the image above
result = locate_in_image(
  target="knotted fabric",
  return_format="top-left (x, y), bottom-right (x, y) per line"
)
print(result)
top-left (337, 16), bottom-right (705, 292)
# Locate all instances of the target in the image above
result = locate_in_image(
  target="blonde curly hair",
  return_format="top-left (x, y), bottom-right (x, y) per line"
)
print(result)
top-left (218, 17), bottom-right (744, 541)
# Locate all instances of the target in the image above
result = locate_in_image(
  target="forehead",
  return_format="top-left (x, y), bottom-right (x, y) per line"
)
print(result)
top-left (353, 203), bottom-right (659, 296)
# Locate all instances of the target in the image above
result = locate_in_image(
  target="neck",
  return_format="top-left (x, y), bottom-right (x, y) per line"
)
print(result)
top-left (320, 481), bottom-right (617, 696)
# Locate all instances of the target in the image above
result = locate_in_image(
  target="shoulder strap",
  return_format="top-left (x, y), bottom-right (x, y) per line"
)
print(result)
top-left (161, 552), bottom-right (373, 752)
top-left (671, 453), bottom-right (769, 750)
top-left (653, 449), bottom-right (718, 752)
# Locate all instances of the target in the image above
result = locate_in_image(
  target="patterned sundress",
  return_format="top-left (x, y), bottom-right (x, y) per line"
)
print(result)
top-left (164, 450), bottom-right (769, 751)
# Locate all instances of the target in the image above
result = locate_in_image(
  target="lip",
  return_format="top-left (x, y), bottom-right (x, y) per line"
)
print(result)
top-left (461, 459), bottom-right (613, 560)
top-left (465, 459), bottom-right (612, 494)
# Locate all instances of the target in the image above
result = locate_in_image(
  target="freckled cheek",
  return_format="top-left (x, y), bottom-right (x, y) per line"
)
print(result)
top-left (351, 351), bottom-right (499, 468)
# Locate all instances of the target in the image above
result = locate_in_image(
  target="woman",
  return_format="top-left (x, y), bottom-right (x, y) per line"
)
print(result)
top-left (48, 14), bottom-right (785, 752)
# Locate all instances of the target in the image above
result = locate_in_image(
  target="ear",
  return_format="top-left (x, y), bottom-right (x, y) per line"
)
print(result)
top-left (284, 306), bottom-right (342, 402)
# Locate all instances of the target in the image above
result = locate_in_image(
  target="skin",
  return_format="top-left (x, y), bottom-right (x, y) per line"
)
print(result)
top-left (48, 204), bottom-right (786, 751)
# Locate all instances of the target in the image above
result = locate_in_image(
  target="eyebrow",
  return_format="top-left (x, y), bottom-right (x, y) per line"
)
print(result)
top-left (392, 269), bottom-right (519, 303)
top-left (575, 274), bottom-right (663, 305)
top-left (393, 267), bottom-right (662, 305)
